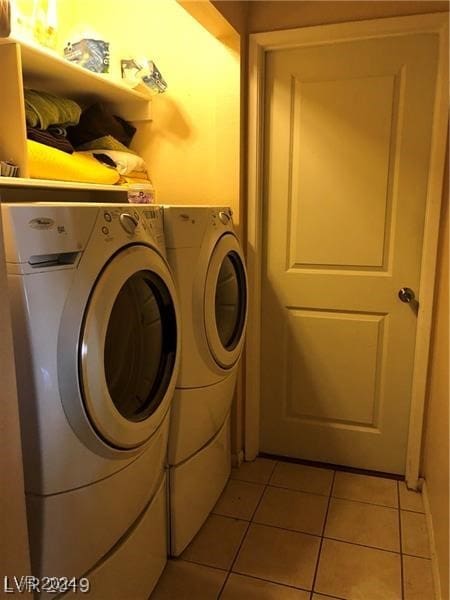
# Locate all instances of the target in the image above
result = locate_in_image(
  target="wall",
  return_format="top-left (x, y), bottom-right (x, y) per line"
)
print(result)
top-left (57, 0), bottom-right (241, 227)
top-left (247, 1), bottom-right (449, 32)
top-left (0, 213), bottom-right (30, 590)
top-left (422, 153), bottom-right (449, 600)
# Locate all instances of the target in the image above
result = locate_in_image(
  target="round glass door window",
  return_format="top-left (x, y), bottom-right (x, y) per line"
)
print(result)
top-left (214, 251), bottom-right (247, 351)
top-left (103, 270), bottom-right (177, 422)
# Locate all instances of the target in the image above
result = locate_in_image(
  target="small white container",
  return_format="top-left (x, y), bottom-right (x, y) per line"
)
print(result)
top-left (127, 183), bottom-right (155, 204)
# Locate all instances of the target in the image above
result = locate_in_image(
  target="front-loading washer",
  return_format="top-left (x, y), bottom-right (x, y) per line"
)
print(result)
top-left (162, 205), bottom-right (248, 555)
top-left (2, 202), bottom-right (180, 598)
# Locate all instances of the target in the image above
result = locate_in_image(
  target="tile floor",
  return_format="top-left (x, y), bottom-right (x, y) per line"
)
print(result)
top-left (151, 458), bottom-right (434, 600)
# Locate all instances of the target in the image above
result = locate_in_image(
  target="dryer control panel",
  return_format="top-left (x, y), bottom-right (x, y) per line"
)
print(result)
top-left (164, 206), bottom-right (234, 249)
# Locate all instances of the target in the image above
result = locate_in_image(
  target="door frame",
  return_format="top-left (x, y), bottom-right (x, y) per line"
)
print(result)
top-left (245, 13), bottom-right (449, 488)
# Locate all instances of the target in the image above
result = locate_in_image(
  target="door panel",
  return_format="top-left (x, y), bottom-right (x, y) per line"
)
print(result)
top-left (260, 33), bottom-right (439, 473)
top-left (289, 74), bottom-right (395, 268)
top-left (284, 310), bottom-right (385, 426)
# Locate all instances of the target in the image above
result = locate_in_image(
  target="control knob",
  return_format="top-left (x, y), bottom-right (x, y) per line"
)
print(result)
top-left (119, 213), bottom-right (138, 234)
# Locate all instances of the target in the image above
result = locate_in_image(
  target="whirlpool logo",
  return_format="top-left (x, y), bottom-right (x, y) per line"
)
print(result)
top-left (29, 217), bottom-right (55, 230)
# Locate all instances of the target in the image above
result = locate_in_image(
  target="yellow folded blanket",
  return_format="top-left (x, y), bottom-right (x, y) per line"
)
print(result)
top-left (28, 140), bottom-right (120, 185)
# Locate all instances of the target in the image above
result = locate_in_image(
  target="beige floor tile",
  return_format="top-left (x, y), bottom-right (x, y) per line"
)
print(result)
top-left (221, 573), bottom-right (310, 599)
top-left (333, 472), bottom-right (398, 507)
top-left (270, 462), bottom-right (334, 496)
top-left (181, 514), bottom-right (248, 570)
top-left (151, 560), bottom-right (227, 599)
top-left (232, 458), bottom-right (277, 484)
top-left (213, 479), bottom-right (265, 520)
top-left (315, 539), bottom-right (402, 600)
top-left (401, 510), bottom-right (431, 557)
top-left (324, 497), bottom-right (400, 552)
top-left (403, 555), bottom-right (435, 600)
top-left (233, 523), bottom-right (320, 590)
top-left (399, 481), bottom-right (424, 513)
top-left (254, 486), bottom-right (328, 535)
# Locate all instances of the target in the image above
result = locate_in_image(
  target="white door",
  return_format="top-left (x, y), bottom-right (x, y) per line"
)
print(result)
top-left (260, 31), bottom-right (441, 473)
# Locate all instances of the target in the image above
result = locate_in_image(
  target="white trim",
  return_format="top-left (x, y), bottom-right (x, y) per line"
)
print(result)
top-left (81, 246), bottom-right (178, 449)
top-left (231, 449), bottom-right (244, 468)
top-left (422, 480), bottom-right (443, 600)
top-left (204, 234), bottom-right (248, 369)
top-left (245, 13), bottom-right (449, 473)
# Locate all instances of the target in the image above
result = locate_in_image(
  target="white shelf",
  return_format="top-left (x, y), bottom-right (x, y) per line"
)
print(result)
top-left (0, 176), bottom-right (128, 192)
top-left (0, 35), bottom-right (152, 191)
top-left (0, 35), bottom-right (152, 120)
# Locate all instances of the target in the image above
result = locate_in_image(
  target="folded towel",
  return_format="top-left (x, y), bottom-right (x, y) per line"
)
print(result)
top-left (119, 175), bottom-right (152, 185)
top-left (125, 170), bottom-right (150, 180)
top-left (66, 103), bottom-right (136, 147)
top-left (27, 126), bottom-right (74, 154)
top-left (76, 135), bottom-right (138, 155)
top-left (27, 140), bottom-right (120, 184)
top-left (24, 89), bottom-right (82, 130)
top-left (77, 148), bottom-right (146, 174)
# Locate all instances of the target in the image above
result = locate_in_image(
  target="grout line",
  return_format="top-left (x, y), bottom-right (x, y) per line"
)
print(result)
top-left (309, 470), bottom-right (336, 597)
top-left (217, 461), bottom-right (278, 598)
top-left (328, 494), bottom-right (399, 511)
top-left (321, 535), bottom-right (402, 556)
top-left (398, 481), bottom-right (405, 600)
top-left (331, 494), bottom-right (398, 510)
top-left (399, 507), bottom-right (426, 515)
top-left (310, 593), bottom-right (348, 600)
top-left (226, 569), bottom-right (313, 595)
top-left (216, 519), bottom-right (251, 598)
top-left (309, 591), bottom-right (348, 600)
top-left (249, 476), bottom-right (271, 522)
top-left (267, 482), bottom-right (333, 498)
top-left (239, 519), bottom-right (323, 540)
top-left (174, 557), bottom-right (228, 573)
top-left (330, 469), bottom-right (337, 497)
top-left (266, 457), bottom-right (278, 486)
top-left (401, 551), bottom-right (433, 560)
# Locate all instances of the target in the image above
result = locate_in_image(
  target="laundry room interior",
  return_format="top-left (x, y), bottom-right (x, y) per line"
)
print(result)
top-left (0, 1), bottom-right (448, 599)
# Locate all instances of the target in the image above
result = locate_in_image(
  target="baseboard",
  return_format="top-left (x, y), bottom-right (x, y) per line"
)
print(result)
top-left (231, 449), bottom-right (244, 468)
top-left (422, 480), bottom-right (443, 600)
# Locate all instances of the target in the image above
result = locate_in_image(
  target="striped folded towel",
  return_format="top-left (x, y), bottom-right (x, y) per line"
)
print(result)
top-left (25, 89), bottom-right (82, 130)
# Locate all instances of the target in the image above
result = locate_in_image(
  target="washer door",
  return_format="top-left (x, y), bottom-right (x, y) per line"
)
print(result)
top-left (204, 233), bottom-right (248, 369)
top-left (80, 245), bottom-right (178, 449)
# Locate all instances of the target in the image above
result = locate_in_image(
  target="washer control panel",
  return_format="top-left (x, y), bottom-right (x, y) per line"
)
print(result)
top-left (97, 205), bottom-right (165, 249)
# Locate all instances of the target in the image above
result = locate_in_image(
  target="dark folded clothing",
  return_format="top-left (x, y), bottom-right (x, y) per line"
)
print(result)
top-left (48, 126), bottom-right (68, 138)
top-left (27, 126), bottom-right (74, 154)
top-left (66, 103), bottom-right (136, 147)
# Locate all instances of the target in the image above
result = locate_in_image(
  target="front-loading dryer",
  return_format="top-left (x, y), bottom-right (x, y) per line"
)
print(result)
top-left (163, 205), bottom-right (248, 555)
top-left (2, 202), bottom-right (180, 598)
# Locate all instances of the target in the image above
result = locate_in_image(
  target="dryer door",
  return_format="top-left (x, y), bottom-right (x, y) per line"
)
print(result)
top-left (79, 244), bottom-right (178, 450)
top-left (204, 233), bottom-right (248, 369)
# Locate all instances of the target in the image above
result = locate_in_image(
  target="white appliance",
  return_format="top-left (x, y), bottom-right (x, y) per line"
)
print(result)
top-left (2, 202), bottom-right (180, 598)
top-left (163, 205), bottom-right (248, 555)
